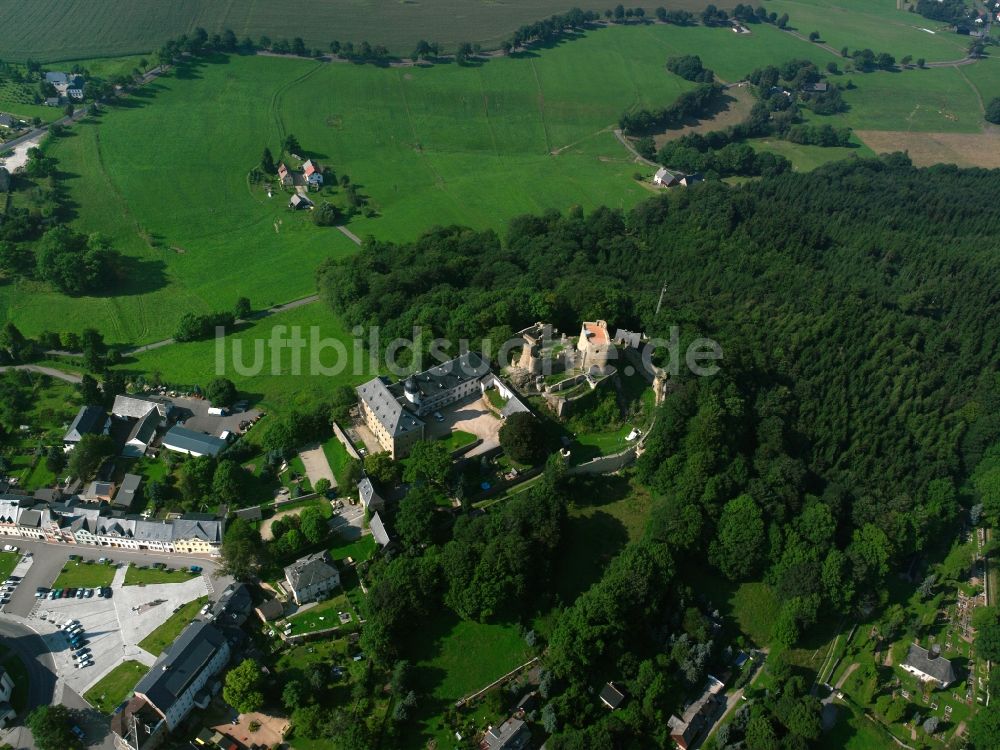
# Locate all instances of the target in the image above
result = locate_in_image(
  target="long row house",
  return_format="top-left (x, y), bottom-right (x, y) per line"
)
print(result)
top-left (0, 495), bottom-right (223, 555)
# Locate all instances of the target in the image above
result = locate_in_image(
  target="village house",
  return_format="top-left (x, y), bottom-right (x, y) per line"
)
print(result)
top-left (64, 405), bottom-right (111, 446)
top-left (84, 480), bottom-right (115, 503)
top-left (277, 162), bottom-right (294, 187)
top-left (122, 408), bottom-right (160, 458)
top-left (901, 644), bottom-right (957, 688)
top-left (0, 495), bottom-right (223, 554)
top-left (284, 551), bottom-right (340, 605)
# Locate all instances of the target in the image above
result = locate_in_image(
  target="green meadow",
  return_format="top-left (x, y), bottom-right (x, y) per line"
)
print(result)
top-left (4, 23), bottom-right (994, 358)
top-left (763, 0), bottom-right (968, 62)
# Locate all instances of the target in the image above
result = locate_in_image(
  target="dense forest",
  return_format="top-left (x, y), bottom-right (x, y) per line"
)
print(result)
top-left (319, 155), bottom-right (1000, 745)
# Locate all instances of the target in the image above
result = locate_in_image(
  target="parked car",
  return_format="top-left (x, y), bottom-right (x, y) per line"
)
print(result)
top-left (102, 587), bottom-right (113, 598)
top-left (65, 588), bottom-right (76, 598)
top-left (75, 589), bottom-right (85, 599)
top-left (84, 589), bottom-right (94, 598)
top-left (2, 544), bottom-right (18, 552)
top-left (61, 620), bottom-right (78, 629)
top-left (97, 588), bottom-right (106, 598)
top-left (71, 726), bottom-right (85, 741)
top-left (433, 411), bottom-right (444, 422)
top-left (190, 565), bottom-right (203, 573)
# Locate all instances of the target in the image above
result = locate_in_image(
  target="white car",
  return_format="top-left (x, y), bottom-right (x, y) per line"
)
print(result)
top-left (62, 620), bottom-right (79, 629)
top-left (2, 544), bottom-right (17, 553)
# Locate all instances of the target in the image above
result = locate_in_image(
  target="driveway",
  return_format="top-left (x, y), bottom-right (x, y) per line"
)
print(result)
top-left (299, 442), bottom-right (335, 488)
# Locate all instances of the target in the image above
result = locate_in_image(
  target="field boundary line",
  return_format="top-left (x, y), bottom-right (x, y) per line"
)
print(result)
top-left (529, 60), bottom-right (552, 154)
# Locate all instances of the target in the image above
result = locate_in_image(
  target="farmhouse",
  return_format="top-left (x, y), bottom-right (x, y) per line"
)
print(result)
top-left (356, 352), bottom-right (490, 459)
top-left (161, 426), bottom-right (227, 457)
top-left (901, 644), bottom-right (957, 688)
top-left (653, 167), bottom-right (680, 187)
top-left (112, 394), bottom-right (172, 420)
top-left (289, 193), bottom-right (313, 210)
top-left (284, 551), bottom-right (341, 605)
top-left (0, 114), bottom-right (15, 129)
top-left (63, 405), bottom-right (110, 445)
top-left (277, 162), bottom-right (294, 187)
top-left (122, 407), bottom-right (160, 457)
top-left (114, 621), bottom-right (231, 749)
top-left (44, 71), bottom-right (84, 100)
top-left (667, 675), bottom-right (727, 750)
top-left (302, 159), bottom-right (323, 187)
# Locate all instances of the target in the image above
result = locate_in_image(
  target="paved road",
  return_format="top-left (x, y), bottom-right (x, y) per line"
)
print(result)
top-left (0, 365), bottom-right (82, 384)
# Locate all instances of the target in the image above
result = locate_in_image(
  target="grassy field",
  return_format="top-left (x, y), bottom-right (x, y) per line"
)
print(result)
top-left (52, 562), bottom-right (116, 589)
top-left (138, 595), bottom-right (208, 655)
top-left (407, 612), bottom-right (531, 749)
top-left (439, 429), bottom-right (477, 452)
top-left (83, 660), bottom-right (147, 714)
top-left (0, 553), bottom-right (18, 580)
top-left (763, 0), bottom-right (968, 62)
top-left (6, 23), bottom-right (994, 354)
top-left (751, 136), bottom-right (875, 171)
top-left (123, 565), bottom-right (198, 586)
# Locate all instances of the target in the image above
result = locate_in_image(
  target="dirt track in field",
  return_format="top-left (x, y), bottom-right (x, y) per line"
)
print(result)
top-left (856, 129), bottom-right (1000, 168)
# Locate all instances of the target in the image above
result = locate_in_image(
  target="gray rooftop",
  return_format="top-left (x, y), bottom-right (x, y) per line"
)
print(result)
top-left (113, 394), bottom-right (171, 419)
top-left (386, 351), bottom-right (489, 403)
top-left (904, 644), bottom-right (957, 685)
top-left (134, 620), bottom-right (227, 715)
top-left (358, 477), bottom-right (382, 509)
top-left (356, 378), bottom-right (424, 437)
top-left (114, 474), bottom-right (142, 508)
top-left (162, 426), bottom-right (226, 456)
top-left (484, 717), bottom-right (529, 750)
top-left (370, 511), bottom-right (391, 547)
top-left (284, 552), bottom-right (338, 591)
top-left (64, 405), bottom-right (107, 442)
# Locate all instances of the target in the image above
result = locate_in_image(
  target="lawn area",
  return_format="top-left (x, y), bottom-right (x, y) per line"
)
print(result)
top-left (83, 660), bottom-right (147, 714)
top-left (698, 575), bottom-right (781, 648)
top-left (123, 565), bottom-right (197, 586)
top-left (321, 435), bottom-right (355, 489)
top-left (438, 430), bottom-right (477, 453)
top-left (328, 533), bottom-right (376, 563)
top-left (138, 596), bottom-right (208, 656)
top-left (404, 612), bottom-right (531, 749)
top-left (287, 592), bottom-right (356, 633)
top-left (0, 552), bottom-right (19, 580)
top-left (52, 561), bottom-right (116, 589)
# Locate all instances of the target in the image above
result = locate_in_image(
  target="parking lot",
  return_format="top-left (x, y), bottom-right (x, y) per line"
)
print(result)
top-left (26, 564), bottom-right (211, 695)
top-left (0, 540), bottom-right (227, 698)
top-left (170, 395), bottom-right (262, 437)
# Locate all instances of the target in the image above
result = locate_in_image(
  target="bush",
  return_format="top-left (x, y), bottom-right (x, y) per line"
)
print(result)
top-left (986, 97), bottom-right (1000, 125)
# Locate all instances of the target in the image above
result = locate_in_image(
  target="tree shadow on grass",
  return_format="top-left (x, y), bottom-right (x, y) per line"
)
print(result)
top-left (553, 509), bottom-right (629, 603)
